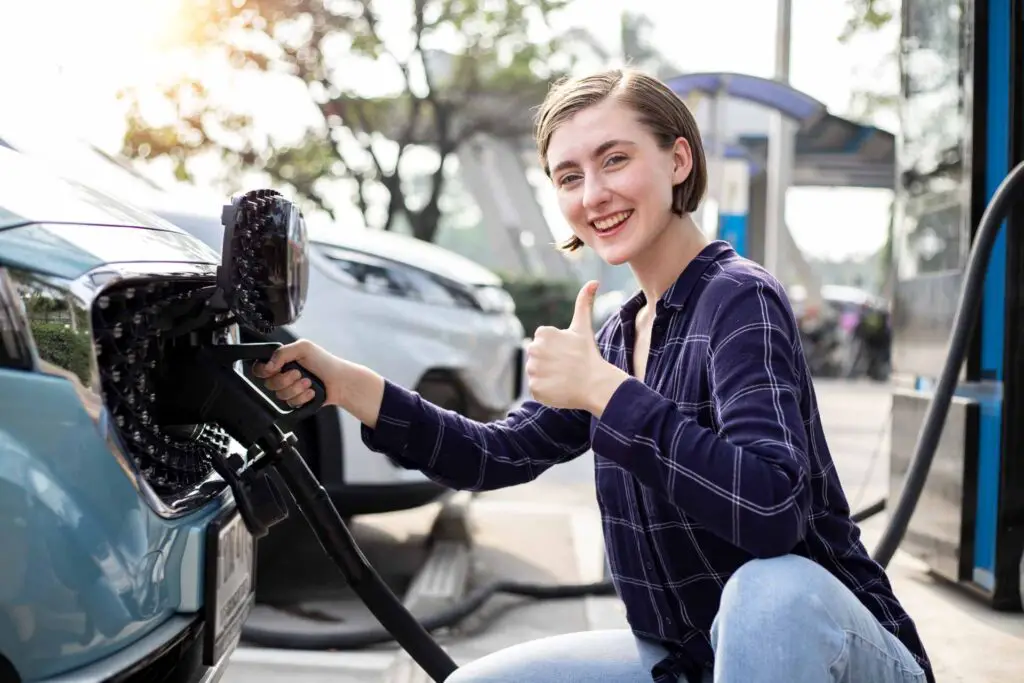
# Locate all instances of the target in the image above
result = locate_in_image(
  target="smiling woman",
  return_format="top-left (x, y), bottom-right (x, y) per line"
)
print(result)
top-left (248, 67), bottom-right (935, 683)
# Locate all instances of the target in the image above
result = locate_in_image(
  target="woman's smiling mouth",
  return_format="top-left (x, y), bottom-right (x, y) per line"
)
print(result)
top-left (591, 210), bottom-right (634, 236)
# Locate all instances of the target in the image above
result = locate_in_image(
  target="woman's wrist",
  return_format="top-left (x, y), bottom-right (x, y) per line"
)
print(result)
top-left (324, 357), bottom-right (353, 407)
top-left (585, 363), bottom-right (630, 418)
top-left (332, 359), bottom-right (386, 429)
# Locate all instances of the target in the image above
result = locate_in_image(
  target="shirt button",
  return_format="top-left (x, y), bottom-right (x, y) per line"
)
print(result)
top-left (664, 617), bottom-right (672, 625)
top-left (646, 561), bottom-right (654, 570)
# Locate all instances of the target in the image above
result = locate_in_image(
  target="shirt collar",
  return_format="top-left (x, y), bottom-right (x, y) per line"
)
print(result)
top-left (620, 240), bottom-right (735, 322)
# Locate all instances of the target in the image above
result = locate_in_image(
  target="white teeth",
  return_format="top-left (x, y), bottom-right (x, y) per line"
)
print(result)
top-left (593, 211), bottom-right (632, 232)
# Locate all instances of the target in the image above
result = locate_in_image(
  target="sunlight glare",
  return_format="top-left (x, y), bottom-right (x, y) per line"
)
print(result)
top-left (4, 0), bottom-right (189, 86)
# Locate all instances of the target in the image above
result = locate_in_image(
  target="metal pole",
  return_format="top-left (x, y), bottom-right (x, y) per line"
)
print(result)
top-left (763, 0), bottom-right (793, 278)
top-left (707, 86), bottom-right (725, 239)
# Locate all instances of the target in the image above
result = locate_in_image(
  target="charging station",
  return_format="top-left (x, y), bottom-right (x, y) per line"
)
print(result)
top-left (889, 0), bottom-right (1024, 610)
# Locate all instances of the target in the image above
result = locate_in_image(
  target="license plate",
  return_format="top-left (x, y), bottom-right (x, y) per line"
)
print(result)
top-left (203, 506), bottom-right (255, 665)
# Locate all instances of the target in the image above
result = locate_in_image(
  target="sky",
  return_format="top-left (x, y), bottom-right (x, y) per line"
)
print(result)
top-left (0, 0), bottom-right (898, 261)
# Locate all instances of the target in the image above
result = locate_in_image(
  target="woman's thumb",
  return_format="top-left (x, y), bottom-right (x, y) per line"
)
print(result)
top-left (569, 280), bottom-right (599, 334)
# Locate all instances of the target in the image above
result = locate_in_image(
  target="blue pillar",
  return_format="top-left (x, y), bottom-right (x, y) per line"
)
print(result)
top-left (972, 0), bottom-right (1011, 590)
top-left (717, 159), bottom-right (750, 257)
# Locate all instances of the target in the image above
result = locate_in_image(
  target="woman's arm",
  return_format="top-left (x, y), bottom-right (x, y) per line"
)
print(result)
top-left (255, 345), bottom-right (593, 491)
top-left (587, 278), bottom-right (813, 558)
top-left (360, 375), bottom-right (593, 491)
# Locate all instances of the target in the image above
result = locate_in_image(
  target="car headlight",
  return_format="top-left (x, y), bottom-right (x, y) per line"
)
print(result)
top-left (316, 246), bottom-right (515, 314)
top-left (472, 284), bottom-right (516, 315)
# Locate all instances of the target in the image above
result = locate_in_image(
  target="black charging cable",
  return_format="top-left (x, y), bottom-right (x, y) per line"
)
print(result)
top-left (260, 423), bottom-right (460, 681)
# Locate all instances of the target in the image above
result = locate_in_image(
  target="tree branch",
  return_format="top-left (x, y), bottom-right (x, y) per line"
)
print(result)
top-left (120, 0), bottom-right (575, 242)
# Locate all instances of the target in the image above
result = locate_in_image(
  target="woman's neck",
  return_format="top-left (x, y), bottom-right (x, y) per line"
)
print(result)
top-left (630, 213), bottom-right (709, 308)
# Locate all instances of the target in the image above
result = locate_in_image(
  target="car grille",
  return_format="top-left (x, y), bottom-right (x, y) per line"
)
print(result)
top-left (91, 277), bottom-right (232, 506)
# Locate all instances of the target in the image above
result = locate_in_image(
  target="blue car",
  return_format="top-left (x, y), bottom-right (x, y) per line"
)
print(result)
top-left (0, 147), bottom-right (257, 681)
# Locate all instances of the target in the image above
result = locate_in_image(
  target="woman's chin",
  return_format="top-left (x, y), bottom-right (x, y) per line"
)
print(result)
top-left (592, 240), bottom-right (637, 266)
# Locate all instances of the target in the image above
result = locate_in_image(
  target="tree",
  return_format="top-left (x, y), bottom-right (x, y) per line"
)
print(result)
top-left (839, 0), bottom-right (897, 39)
top-left (118, 0), bottom-right (575, 243)
top-left (837, 0), bottom-right (902, 296)
top-left (838, 0), bottom-right (900, 123)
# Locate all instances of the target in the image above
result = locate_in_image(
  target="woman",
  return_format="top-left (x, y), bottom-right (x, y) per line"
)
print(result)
top-left (254, 68), bottom-right (933, 683)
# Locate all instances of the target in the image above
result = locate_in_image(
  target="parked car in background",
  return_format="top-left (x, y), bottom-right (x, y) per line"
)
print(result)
top-left (0, 147), bottom-right (251, 682)
top-left (0, 122), bottom-right (527, 520)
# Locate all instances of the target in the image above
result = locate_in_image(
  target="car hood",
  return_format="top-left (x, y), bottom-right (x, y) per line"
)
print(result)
top-left (0, 148), bottom-right (220, 278)
top-left (0, 148), bottom-right (189, 234)
top-left (311, 229), bottom-right (502, 287)
top-left (0, 222), bottom-right (220, 280)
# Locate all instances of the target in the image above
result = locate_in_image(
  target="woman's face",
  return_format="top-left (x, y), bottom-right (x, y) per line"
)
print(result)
top-left (546, 97), bottom-right (692, 266)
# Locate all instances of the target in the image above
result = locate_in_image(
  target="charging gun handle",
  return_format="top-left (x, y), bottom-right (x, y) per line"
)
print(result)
top-left (214, 342), bottom-right (327, 425)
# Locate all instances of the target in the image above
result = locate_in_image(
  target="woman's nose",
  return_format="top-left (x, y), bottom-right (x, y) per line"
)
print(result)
top-left (582, 176), bottom-right (611, 210)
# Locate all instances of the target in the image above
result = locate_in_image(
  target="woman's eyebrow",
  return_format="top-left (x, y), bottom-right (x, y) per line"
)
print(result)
top-left (550, 139), bottom-right (637, 176)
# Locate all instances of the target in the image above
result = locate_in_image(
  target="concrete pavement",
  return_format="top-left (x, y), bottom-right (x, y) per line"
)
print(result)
top-left (222, 379), bottom-right (1023, 682)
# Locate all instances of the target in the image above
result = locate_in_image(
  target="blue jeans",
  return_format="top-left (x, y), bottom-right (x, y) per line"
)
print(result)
top-left (446, 555), bottom-right (928, 682)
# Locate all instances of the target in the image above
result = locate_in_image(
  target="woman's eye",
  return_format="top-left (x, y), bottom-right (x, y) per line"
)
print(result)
top-left (605, 154), bottom-right (627, 167)
top-left (558, 173), bottom-right (581, 186)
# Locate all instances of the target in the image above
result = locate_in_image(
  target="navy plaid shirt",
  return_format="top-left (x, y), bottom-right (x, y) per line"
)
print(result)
top-left (361, 241), bottom-right (932, 682)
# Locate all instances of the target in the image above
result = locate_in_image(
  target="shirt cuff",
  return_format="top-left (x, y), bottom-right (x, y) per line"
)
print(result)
top-left (359, 379), bottom-right (420, 457)
top-left (591, 377), bottom-right (665, 464)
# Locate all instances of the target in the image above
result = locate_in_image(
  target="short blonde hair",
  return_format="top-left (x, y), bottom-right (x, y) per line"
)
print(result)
top-left (534, 68), bottom-right (708, 251)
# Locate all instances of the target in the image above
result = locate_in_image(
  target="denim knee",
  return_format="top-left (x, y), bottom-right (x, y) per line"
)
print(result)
top-left (709, 555), bottom-right (927, 682)
top-left (711, 554), bottom-right (838, 642)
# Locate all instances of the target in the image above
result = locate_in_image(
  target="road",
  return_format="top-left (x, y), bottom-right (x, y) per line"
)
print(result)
top-left (221, 378), bottom-right (895, 683)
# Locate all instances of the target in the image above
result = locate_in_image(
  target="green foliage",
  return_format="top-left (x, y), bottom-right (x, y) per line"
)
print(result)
top-left (119, 0), bottom-right (576, 243)
top-left (839, 0), bottom-right (898, 43)
top-left (838, 0), bottom-right (900, 122)
top-left (499, 272), bottom-right (578, 337)
top-left (837, 0), bottom-right (900, 289)
top-left (30, 323), bottom-right (93, 385)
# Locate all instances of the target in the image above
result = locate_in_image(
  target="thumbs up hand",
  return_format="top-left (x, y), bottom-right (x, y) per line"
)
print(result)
top-left (525, 281), bottom-right (630, 415)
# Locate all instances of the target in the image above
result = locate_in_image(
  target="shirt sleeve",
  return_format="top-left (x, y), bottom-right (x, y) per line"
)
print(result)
top-left (591, 278), bottom-right (812, 558)
top-left (360, 379), bottom-right (592, 491)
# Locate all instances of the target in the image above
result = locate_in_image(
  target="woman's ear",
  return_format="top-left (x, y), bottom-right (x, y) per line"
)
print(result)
top-left (671, 137), bottom-right (693, 185)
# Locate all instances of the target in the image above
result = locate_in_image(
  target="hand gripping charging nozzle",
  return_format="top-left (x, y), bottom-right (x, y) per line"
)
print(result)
top-left (153, 340), bottom-right (327, 538)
